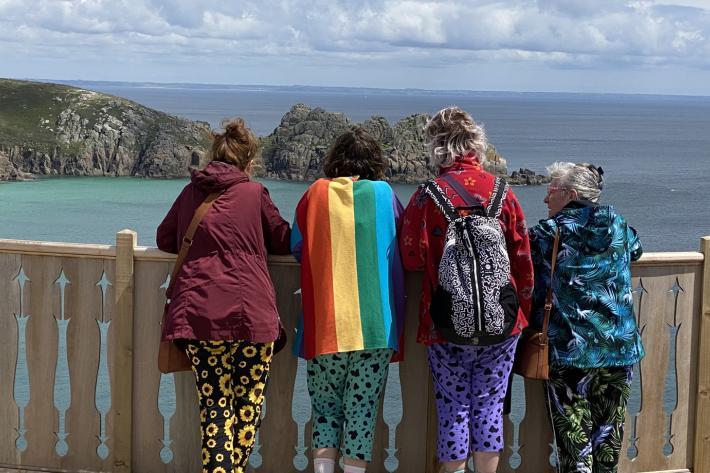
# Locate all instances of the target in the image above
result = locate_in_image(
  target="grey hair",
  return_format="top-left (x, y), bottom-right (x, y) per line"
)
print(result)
top-left (424, 106), bottom-right (487, 169)
top-left (547, 161), bottom-right (604, 203)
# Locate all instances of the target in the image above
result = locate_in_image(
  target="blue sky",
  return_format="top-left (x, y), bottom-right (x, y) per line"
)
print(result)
top-left (2, 0), bottom-right (710, 95)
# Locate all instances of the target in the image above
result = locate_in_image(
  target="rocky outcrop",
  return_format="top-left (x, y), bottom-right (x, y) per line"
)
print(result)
top-left (260, 104), bottom-right (351, 181)
top-left (362, 114), bottom-right (430, 183)
top-left (261, 104), bottom-right (547, 184)
top-left (0, 79), bottom-right (211, 180)
top-left (0, 150), bottom-right (33, 181)
top-left (508, 168), bottom-right (550, 186)
top-left (1, 81), bottom-right (548, 185)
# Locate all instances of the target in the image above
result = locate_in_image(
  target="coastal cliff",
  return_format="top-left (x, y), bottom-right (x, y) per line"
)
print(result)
top-left (260, 103), bottom-right (518, 183)
top-left (0, 79), bottom-right (212, 180)
top-left (0, 80), bottom-right (547, 184)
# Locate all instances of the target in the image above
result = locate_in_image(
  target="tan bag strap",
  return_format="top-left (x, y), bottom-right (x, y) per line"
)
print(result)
top-left (165, 192), bottom-right (221, 300)
top-left (540, 227), bottom-right (561, 343)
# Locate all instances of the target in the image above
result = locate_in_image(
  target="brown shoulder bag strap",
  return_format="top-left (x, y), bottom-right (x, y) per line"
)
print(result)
top-left (540, 226), bottom-right (561, 344)
top-left (165, 191), bottom-right (221, 301)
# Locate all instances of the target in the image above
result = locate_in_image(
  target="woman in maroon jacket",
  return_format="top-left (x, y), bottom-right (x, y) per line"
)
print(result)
top-left (157, 118), bottom-right (290, 473)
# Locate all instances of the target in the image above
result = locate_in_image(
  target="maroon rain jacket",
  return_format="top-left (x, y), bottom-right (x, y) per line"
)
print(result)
top-left (157, 160), bottom-right (291, 343)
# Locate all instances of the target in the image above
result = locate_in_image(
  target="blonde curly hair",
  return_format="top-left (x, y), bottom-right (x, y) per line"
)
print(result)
top-left (424, 106), bottom-right (487, 169)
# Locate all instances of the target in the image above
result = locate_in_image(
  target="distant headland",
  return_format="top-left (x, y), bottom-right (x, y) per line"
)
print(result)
top-left (0, 79), bottom-right (548, 185)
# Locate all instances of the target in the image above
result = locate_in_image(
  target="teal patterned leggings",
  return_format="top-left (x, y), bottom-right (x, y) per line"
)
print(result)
top-left (546, 364), bottom-right (633, 473)
top-left (307, 348), bottom-right (392, 461)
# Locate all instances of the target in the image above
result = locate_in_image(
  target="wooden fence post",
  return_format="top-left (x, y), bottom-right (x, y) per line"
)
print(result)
top-left (114, 230), bottom-right (136, 473)
top-left (694, 236), bottom-right (710, 473)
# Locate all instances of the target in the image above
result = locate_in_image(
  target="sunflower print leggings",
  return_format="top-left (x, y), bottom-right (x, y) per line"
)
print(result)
top-left (546, 364), bottom-right (633, 473)
top-left (181, 340), bottom-right (273, 473)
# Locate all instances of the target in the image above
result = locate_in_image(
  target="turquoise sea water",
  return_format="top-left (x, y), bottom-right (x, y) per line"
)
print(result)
top-left (0, 173), bottom-right (700, 251)
top-left (1, 177), bottom-right (551, 247)
top-left (2, 84), bottom-right (709, 250)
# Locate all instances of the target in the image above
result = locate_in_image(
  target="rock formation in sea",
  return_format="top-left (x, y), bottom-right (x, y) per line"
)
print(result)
top-left (0, 79), bottom-right (212, 181)
top-left (259, 103), bottom-right (521, 183)
top-left (0, 80), bottom-right (548, 185)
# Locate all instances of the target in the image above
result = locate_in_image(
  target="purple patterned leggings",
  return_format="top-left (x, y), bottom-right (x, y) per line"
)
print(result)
top-left (427, 335), bottom-right (518, 462)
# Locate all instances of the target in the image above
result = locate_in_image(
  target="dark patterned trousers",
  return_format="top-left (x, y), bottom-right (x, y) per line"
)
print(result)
top-left (180, 340), bottom-right (273, 473)
top-left (546, 364), bottom-right (633, 473)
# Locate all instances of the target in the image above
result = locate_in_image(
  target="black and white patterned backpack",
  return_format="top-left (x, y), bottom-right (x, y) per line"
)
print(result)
top-left (424, 174), bottom-right (519, 345)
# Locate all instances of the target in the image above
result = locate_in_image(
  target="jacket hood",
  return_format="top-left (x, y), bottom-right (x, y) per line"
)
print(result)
top-left (191, 161), bottom-right (249, 193)
top-left (552, 204), bottom-right (620, 254)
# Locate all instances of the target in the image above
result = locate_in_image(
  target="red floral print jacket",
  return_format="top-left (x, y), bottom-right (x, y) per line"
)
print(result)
top-left (399, 155), bottom-right (534, 345)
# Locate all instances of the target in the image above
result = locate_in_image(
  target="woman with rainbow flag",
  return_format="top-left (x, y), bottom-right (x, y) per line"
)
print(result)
top-left (290, 127), bottom-right (406, 473)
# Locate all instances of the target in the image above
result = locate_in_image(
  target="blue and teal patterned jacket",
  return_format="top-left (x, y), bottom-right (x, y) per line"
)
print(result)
top-left (530, 202), bottom-right (645, 368)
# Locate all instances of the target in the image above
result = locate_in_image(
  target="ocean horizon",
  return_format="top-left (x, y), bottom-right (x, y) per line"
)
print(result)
top-left (40, 78), bottom-right (710, 99)
top-left (2, 80), bottom-right (709, 251)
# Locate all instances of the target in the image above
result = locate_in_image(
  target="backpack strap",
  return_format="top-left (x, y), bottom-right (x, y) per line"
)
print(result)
top-left (486, 178), bottom-right (509, 218)
top-left (422, 179), bottom-right (458, 222)
top-left (440, 173), bottom-right (482, 209)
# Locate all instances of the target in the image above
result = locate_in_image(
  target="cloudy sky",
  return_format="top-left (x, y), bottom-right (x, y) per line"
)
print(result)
top-left (2, 0), bottom-right (710, 95)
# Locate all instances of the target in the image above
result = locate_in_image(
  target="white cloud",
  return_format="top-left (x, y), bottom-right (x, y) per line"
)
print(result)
top-left (1, 0), bottom-right (710, 91)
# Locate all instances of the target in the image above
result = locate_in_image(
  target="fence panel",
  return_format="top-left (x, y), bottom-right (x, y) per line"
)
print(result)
top-left (0, 237), bottom-right (706, 473)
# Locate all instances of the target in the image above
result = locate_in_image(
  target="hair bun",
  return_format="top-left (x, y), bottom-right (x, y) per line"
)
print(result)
top-left (222, 118), bottom-right (250, 144)
top-left (582, 163), bottom-right (604, 189)
top-left (209, 117), bottom-right (259, 169)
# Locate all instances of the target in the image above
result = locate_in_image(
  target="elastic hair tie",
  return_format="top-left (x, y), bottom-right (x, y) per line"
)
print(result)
top-left (586, 164), bottom-right (604, 180)
top-left (593, 165), bottom-right (604, 189)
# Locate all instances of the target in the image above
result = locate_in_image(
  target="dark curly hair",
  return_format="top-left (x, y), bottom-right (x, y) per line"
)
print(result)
top-left (323, 127), bottom-right (387, 181)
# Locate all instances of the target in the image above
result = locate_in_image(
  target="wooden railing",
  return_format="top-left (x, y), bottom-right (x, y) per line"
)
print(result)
top-left (0, 232), bottom-right (708, 473)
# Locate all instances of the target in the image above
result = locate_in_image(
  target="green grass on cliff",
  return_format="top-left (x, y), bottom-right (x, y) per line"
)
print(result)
top-left (0, 78), bottom-right (210, 155)
top-left (0, 79), bottom-right (130, 152)
top-left (0, 79), bottom-right (68, 149)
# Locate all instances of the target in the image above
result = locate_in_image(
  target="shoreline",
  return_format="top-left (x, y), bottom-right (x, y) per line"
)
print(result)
top-left (0, 173), bottom-right (549, 186)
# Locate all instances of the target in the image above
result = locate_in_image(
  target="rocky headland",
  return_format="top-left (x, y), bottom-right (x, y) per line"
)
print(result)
top-left (0, 80), bottom-right (548, 185)
top-left (0, 79), bottom-right (212, 181)
top-left (261, 103), bottom-right (547, 185)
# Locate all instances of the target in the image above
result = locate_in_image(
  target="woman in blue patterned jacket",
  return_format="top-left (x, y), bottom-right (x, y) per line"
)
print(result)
top-left (530, 162), bottom-right (644, 473)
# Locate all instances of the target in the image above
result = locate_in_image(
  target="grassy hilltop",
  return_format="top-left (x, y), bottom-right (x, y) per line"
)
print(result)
top-left (0, 79), bottom-right (211, 180)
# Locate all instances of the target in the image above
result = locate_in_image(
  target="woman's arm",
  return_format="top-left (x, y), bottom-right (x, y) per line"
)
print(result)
top-left (628, 225), bottom-right (643, 261)
top-left (529, 224), bottom-right (553, 330)
top-left (398, 187), bottom-right (428, 272)
top-left (156, 188), bottom-right (186, 254)
top-left (290, 192), bottom-right (308, 263)
top-left (261, 186), bottom-right (292, 255)
top-left (501, 191), bottom-right (535, 321)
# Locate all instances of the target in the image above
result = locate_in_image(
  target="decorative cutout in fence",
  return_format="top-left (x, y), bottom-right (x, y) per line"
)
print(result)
top-left (663, 277), bottom-right (683, 457)
top-left (507, 374), bottom-right (525, 470)
top-left (95, 270), bottom-right (112, 460)
top-left (628, 278), bottom-right (647, 460)
top-left (157, 273), bottom-right (177, 465)
top-left (13, 265), bottom-right (30, 453)
top-left (382, 364), bottom-right (403, 472)
top-left (250, 398), bottom-right (267, 468)
top-left (53, 269), bottom-right (72, 457)
top-left (292, 357), bottom-right (311, 471)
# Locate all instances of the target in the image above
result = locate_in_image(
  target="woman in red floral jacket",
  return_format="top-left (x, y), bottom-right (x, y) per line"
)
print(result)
top-left (399, 106), bottom-right (533, 473)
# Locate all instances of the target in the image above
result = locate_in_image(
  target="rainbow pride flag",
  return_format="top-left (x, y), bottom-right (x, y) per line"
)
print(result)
top-left (291, 177), bottom-right (405, 359)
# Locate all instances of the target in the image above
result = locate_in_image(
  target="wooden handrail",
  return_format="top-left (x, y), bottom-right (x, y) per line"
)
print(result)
top-left (0, 238), bottom-right (704, 268)
top-left (0, 239), bottom-right (115, 258)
